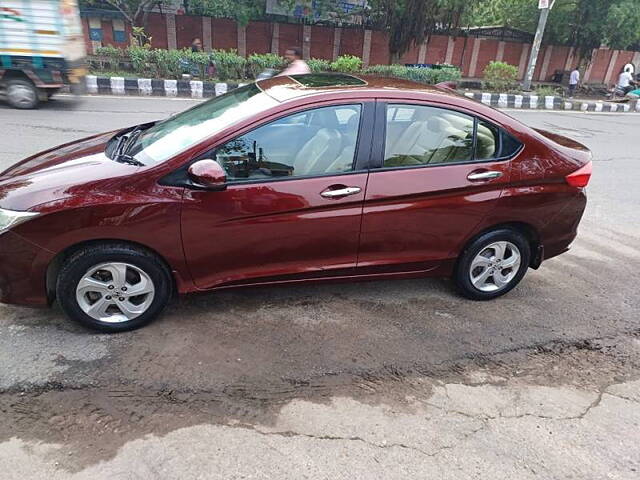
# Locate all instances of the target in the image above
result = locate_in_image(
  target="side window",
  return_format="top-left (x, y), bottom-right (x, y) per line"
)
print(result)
top-left (476, 120), bottom-right (500, 160)
top-left (215, 104), bottom-right (362, 182)
top-left (477, 120), bottom-right (523, 160)
top-left (384, 105), bottom-right (474, 168)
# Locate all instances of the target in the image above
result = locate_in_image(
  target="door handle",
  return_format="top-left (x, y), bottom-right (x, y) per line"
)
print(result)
top-left (321, 186), bottom-right (362, 199)
top-left (467, 170), bottom-right (503, 182)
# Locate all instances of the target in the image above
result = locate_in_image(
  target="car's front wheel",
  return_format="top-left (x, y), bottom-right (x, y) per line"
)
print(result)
top-left (454, 228), bottom-right (531, 300)
top-left (57, 244), bottom-right (173, 332)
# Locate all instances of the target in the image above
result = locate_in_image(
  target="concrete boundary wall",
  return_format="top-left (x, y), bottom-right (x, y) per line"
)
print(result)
top-left (82, 14), bottom-right (640, 85)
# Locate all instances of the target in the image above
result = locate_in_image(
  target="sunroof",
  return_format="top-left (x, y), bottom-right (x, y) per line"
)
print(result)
top-left (289, 73), bottom-right (367, 87)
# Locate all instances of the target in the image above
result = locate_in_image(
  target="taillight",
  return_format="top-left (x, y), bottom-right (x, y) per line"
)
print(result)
top-left (565, 161), bottom-right (592, 188)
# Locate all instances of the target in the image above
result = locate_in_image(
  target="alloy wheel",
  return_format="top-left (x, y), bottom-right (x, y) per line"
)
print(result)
top-left (75, 262), bottom-right (156, 323)
top-left (469, 241), bottom-right (522, 293)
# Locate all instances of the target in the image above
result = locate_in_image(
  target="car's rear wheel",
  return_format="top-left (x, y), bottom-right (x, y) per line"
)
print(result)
top-left (454, 228), bottom-right (531, 300)
top-left (57, 244), bottom-right (172, 332)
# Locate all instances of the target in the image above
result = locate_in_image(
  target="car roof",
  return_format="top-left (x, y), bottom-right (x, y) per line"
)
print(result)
top-left (256, 73), bottom-right (460, 103)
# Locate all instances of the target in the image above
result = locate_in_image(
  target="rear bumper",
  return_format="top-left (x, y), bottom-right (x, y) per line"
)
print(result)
top-left (538, 189), bottom-right (587, 264)
top-left (0, 231), bottom-right (54, 307)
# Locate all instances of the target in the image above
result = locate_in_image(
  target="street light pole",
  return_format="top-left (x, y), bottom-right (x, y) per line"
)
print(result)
top-left (523, 1), bottom-right (554, 91)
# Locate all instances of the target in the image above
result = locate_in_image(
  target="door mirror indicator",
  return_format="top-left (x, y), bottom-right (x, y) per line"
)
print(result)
top-left (187, 160), bottom-right (227, 191)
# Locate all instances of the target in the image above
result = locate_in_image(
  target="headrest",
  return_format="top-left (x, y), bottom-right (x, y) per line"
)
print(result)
top-left (427, 116), bottom-right (451, 133)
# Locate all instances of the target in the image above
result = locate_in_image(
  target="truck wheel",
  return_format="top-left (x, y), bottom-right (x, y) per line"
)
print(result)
top-left (6, 79), bottom-right (39, 109)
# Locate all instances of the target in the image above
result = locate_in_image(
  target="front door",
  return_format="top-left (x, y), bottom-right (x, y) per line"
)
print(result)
top-left (181, 102), bottom-right (374, 289)
top-left (358, 102), bottom-right (516, 272)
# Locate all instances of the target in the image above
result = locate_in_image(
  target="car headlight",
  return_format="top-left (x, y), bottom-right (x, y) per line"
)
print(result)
top-left (0, 208), bottom-right (40, 234)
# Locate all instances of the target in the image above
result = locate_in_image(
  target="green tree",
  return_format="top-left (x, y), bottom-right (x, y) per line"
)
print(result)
top-left (186, 0), bottom-right (265, 26)
top-left (367, 0), bottom-right (479, 63)
top-left (466, 0), bottom-right (640, 64)
top-left (81, 0), bottom-right (166, 32)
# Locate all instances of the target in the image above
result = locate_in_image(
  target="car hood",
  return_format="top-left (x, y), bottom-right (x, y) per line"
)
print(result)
top-left (0, 131), bottom-right (140, 212)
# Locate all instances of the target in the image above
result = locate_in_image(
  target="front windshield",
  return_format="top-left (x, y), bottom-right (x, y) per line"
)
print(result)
top-left (128, 84), bottom-right (278, 164)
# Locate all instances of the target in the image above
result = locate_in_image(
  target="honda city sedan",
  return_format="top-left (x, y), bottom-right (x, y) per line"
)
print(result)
top-left (0, 74), bottom-right (592, 332)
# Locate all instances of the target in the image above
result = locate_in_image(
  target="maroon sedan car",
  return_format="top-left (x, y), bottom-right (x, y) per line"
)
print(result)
top-left (0, 74), bottom-right (592, 332)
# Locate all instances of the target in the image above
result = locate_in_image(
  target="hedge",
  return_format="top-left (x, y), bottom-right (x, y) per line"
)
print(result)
top-left (91, 46), bottom-right (462, 85)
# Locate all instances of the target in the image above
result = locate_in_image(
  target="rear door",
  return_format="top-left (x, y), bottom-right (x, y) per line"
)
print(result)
top-left (357, 101), bottom-right (519, 272)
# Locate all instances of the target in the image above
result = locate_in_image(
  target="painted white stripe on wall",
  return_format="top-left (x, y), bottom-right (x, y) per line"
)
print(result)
top-left (464, 92), bottom-right (474, 98)
top-left (362, 30), bottom-right (373, 67)
top-left (138, 78), bottom-right (152, 95)
top-left (529, 95), bottom-right (538, 109)
top-left (203, 17), bottom-right (212, 52)
top-left (166, 14), bottom-right (177, 50)
top-left (468, 38), bottom-right (482, 78)
top-left (164, 79), bottom-right (178, 97)
top-left (445, 36), bottom-right (455, 65)
top-left (610, 103), bottom-right (618, 112)
top-left (332, 28), bottom-right (342, 61)
top-left (190, 81), bottom-right (203, 98)
top-left (110, 77), bottom-right (125, 95)
top-left (581, 103), bottom-right (589, 111)
top-left (545, 96), bottom-right (554, 109)
top-left (564, 102), bottom-right (572, 110)
top-left (215, 83), bottom-right (228, 96)
top-left (417, 41), bottom-right (427, 64)
top-left (518, 45), bottom-right (530, 80)
top-left (539, 46), bottom-right (553, 81)
top-left (496, 41), bottom-right (505, 62)
top-left (481, 92), bottom-right (492, 105)
top-left (86, 75), bottom-right (98, 94)
top-left (498, 94), bottom-right (508, 108)
top-left (514, 95), bottom-right (523, 108)
top-left (271, 23), bottom-right (280, 55)
top-left (594, 102), bottom-right (603, 112)
top-left (604, 50), bottom-right (620, 85)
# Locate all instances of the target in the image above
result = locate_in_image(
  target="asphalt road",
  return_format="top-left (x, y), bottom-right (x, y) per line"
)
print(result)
top-left (0, 95), bottom-right (639, 479)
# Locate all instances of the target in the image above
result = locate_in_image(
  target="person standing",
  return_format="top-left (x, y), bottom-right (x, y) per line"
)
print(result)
top-left (191, 38), bottom-right (203, 53)
top-left (568, 67), bottom-right (580, 98)
top-left (278, 47), bottom-right (311, 76)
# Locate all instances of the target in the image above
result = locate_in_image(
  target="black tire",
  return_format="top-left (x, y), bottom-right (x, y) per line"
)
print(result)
top-left (56, 244), bottom-right (173, 333)
top-left (5, 79), bottom-right (39, 109)
top-left (454, 228), bottom-right (531, 301)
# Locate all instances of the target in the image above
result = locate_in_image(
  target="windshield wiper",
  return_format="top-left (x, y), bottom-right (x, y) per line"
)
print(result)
top-left (123, 125), bottom-right (145, 155)
top-left (112, 126), bottom-right (146, 166)
top-left (116, 154), bottom-right (145, 167)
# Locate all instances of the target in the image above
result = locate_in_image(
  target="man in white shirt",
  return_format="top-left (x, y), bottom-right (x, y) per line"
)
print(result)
top-left (568, 68), bottom-right (580, 98)
top-left (278, 47), bottom-right (311, 76)
top-left (617, 68), bottom-right (636, 94)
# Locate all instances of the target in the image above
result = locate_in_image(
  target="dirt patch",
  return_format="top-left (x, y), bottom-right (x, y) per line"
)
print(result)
top-left (1, 331), bottom-right (639, 472)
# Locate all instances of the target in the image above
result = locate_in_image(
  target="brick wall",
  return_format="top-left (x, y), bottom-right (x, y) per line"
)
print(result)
top-left (85, 14), bottom-right (640, 85)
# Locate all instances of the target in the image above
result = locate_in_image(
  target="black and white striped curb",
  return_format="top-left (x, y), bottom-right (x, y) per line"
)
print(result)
top-left (464, 92), bottom-right (639, 113)
top-left (86, 76), bottom-right (640, 112)
top-left (86, 75), bottom-right (245, 98)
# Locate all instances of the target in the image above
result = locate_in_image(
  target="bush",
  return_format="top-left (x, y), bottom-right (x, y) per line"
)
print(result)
top-left (247, 53), bottom-right (286, 78)
top-left (483, 61), bottom-right (518, 92)
top-left (330, 55), bottom-right (362, 73)
top-left (535, 85), bottom-right (561, 97)
top-left (307, 58), bottom-right (331, 73)
top-left (94, 45), bottom-right (125, 71)
top-left (362, 64), bottom-right (461, 85)
top-left (210, 49), bottom-right (246, 81)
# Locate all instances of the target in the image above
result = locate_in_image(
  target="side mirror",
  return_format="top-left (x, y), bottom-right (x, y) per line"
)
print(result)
top-left (187, 159), bottom-right (227, 191)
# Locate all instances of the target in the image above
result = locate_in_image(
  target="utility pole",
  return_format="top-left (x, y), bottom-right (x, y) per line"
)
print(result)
top-left (523, 0), bottom-right (554, 91)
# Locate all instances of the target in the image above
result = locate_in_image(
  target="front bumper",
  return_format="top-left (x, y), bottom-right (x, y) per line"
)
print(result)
top-left (0, 231), bottom-right (54, 307)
